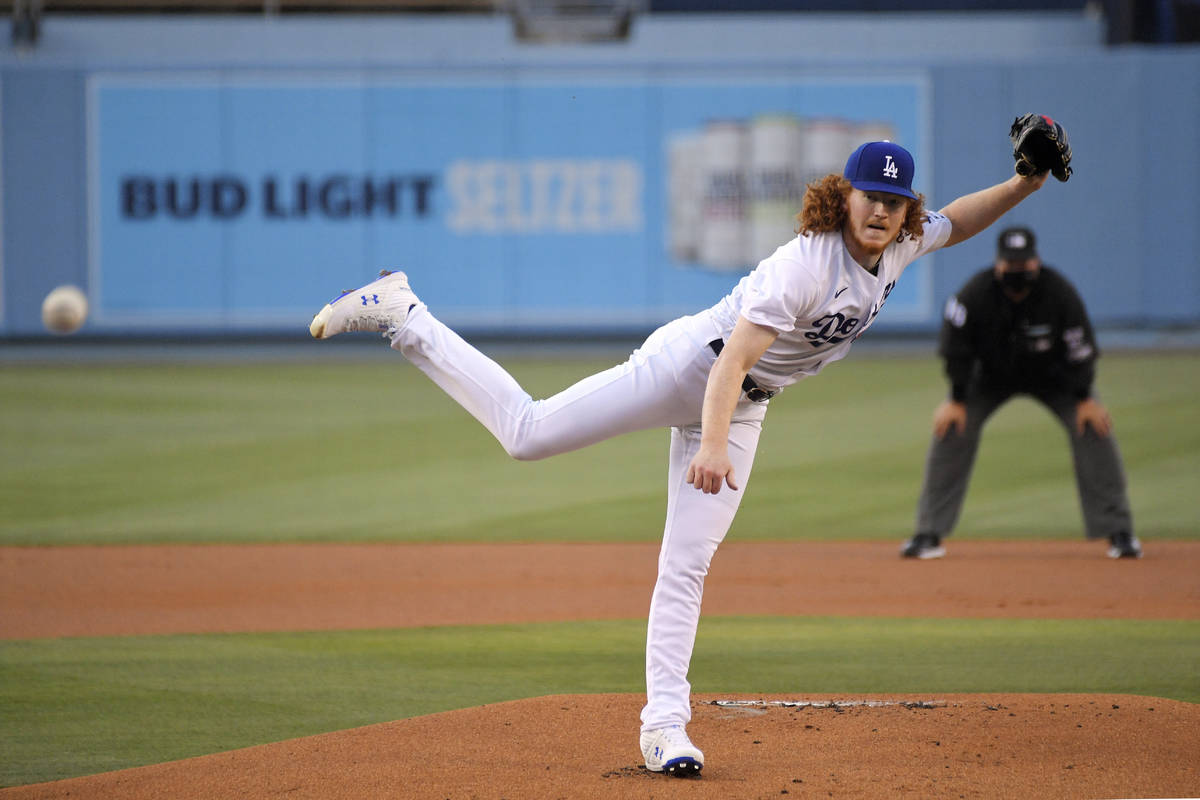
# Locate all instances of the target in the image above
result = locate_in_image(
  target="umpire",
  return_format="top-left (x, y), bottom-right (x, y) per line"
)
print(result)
top-left (901, 226), bottom-right (1141, 560)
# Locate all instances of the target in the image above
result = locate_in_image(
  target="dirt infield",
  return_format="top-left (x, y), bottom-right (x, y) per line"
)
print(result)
top-left (3, 541), bottom-right (1198, 639)
top-left (2, 540), bottom-right (1198, 798)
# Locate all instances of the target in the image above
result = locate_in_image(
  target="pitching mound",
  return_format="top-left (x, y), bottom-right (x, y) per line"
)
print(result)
top-left (6, 693), bottom-right (1198, 799)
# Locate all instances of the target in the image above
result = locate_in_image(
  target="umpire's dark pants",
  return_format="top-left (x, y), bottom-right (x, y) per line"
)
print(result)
top-left (914, 383), bottom-right (1133, 540)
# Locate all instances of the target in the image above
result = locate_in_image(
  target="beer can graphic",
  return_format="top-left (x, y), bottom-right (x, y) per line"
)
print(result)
top-left (667, 131), bottom-right (704, 263)
top-left (698, 119), bottom-right (748, 271)
top-left (853, 120), bottom-right (898, 150)
top-left (799, 117), bottom-right (853, 188)
top-left (748, 114), bottom-right (804, 264)
top-left (666, 115), bottom-right (903, 272)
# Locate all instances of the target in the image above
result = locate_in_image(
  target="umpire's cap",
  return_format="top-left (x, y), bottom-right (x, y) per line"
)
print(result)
top-left (843, 141), bottom-right (917, 200)
top-left (996, 226), bottom-right (1038, 260)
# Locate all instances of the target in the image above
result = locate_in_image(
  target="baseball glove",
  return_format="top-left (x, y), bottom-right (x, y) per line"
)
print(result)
top-left (1009, 113), bottom-right (1072, 182)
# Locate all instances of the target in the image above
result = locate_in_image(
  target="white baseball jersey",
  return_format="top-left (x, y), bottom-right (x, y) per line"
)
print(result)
top-left (708, 211), bottom-right (953, 390)
top-left (388, 208), bottom-right (952, 739)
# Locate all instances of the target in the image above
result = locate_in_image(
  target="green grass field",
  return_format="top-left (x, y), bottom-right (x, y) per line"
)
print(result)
top-left (1, 347), bottom-right (1198, 787)
top-left (2, 349), bottom-right (1197, 545)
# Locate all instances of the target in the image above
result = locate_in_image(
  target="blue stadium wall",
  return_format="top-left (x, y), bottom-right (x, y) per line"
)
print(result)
top-left (1, 12), bottom-right (1197, 337)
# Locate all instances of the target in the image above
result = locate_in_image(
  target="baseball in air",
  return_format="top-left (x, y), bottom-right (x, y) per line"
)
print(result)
top-left (41, 285), bottom-right (89, 334)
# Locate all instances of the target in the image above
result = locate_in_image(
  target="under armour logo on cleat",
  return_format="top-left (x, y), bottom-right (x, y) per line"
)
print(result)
top-left (360, 294), bottom-right (380, 306)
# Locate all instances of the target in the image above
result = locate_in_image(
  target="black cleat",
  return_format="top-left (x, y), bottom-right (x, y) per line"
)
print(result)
top-left (900, 533), bottom-right (945, 559)
top-left (1106, 532), bottom-right (1143, 559)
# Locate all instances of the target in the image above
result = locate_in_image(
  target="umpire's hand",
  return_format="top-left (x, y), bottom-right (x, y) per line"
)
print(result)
top-left (933, 400), bottom-right (967, 439)
top-left (1075, 398), bottom-right (1113, 437)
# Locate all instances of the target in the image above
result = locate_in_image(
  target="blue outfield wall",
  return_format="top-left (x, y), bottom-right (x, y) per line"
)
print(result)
top-left (1, 13), bottom-right (1197, 337)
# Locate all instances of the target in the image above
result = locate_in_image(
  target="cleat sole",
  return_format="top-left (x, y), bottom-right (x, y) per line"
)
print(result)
top-left (663, 758), bottom-right (702, 778)
top-left (309, 305), bottom-right (333, 339)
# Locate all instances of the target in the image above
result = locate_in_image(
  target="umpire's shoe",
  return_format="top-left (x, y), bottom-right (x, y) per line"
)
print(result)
top-left (310, 270), bottom-right (418, 339)
top-left (1106, 531), bottom-right (1143, 559)
top-left (900, 533), bottom-right (945, 559)
top-left (641, 725), bottom-right (703, 777)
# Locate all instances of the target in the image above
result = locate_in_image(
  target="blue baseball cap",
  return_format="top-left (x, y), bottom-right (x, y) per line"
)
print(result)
top-left (843, 141), bottom-right (917, 200)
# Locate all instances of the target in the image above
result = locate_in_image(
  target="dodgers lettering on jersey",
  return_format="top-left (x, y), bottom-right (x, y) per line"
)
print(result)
top-left (708, 211), bottom-right (952, 390)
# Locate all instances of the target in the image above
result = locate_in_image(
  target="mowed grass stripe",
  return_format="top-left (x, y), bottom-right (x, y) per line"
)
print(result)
top-left (1, 352), bottom-right (1197, 544)
top-left (2, 617), bottom-right (1198, 786)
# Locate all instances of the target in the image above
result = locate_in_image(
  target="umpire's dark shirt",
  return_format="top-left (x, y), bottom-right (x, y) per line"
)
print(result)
top-left (939, 265), bottom-right (1098, 402)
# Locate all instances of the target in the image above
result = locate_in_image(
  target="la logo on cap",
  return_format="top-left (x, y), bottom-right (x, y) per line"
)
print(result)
top-left (1004, 231), bottom-right (1028, 249)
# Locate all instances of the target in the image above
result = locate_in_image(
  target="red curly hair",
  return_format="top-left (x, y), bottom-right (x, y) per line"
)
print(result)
top-left (796, 175), bottom-right (928, 242)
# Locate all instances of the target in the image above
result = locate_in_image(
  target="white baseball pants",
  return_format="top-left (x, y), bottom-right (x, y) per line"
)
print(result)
top-left (391, 304), bottom-right (767, 732)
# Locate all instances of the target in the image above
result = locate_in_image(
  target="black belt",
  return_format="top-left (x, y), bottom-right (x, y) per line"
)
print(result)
top-left (708, 339), bottom-right (776, 403)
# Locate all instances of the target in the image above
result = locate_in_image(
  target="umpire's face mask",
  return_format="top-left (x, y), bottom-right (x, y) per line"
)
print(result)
top-left (1000, 269), bottom-right (1038, 292)
top-left (995, 257), bottom-right (1041, 294)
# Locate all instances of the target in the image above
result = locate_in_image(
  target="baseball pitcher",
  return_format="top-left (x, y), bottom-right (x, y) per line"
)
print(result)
top-left (310, 117), bottom-right (1068, 777)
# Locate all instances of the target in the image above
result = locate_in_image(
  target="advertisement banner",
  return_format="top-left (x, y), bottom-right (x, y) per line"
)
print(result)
top-left (88, 73), bottom-right (930, 332)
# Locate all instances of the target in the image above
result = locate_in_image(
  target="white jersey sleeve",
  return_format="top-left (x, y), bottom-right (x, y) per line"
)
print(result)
top-left (896, 210), bottom-right (953, 265)
top-left (737, 254), bottom-right (823, 335)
